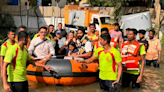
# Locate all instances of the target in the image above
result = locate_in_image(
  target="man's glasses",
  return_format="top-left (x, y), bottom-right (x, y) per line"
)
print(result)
top-left (40, 32), bottom-right (47, 34)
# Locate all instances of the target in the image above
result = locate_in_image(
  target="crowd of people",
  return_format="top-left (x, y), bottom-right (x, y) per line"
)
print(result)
top-left (0, 22), bottom-right (162, 92)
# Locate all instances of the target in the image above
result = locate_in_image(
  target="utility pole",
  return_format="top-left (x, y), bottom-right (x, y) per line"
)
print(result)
top-left (26, 1), bottom-right (30, 32)
top-left (55, 0), bottom-right (60, 29)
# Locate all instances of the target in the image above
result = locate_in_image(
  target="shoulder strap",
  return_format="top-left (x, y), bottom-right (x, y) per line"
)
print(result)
top-left (34, 39), bottom-right (48, 49)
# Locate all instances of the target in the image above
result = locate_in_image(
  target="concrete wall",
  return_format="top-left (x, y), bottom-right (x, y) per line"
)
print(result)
top-left (12, 15), bottom-right (65, 31)
top-left (0, 5), bottom-right (149, 17)
top-left (1, 5), bottom-right (164, 31)
top-left (0, 5), bottom-right (65, 17)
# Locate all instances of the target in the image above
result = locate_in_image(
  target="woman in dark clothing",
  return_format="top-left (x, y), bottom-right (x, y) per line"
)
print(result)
top-left (65, 41), bottom-right (78, 56)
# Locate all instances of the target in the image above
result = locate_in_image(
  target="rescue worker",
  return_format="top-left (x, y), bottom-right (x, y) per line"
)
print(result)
top-left (15, 25), bottom-right (31, 49)
top-left (48, 24), bottom-right (55, 38)
top-left (94, 28), bottom-right (109, 51)
top-left (76, 33), bottom-right (122, 92)
top-left (86, 23), bottom-right (99, 49)
top-left (72, 28), bottom-right (92, 58)
top-left (109, 23), bottom-right (122, 49)
top-left (0, 29), bottom-right (16, 79)
top-left (121, 29), bottom-right (146, 89)
top-left (138, 29), bottom-right (149, 52)
top-left (122, 28), bottom-right (130, 43)
top-left (2, 31), bottom-right (54, 92)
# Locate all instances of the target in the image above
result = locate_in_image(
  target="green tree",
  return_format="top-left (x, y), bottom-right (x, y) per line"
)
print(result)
top-left (87, 0), bottom-right (127, 22)
top-left (0, 0), bottom-right (6, 11)
top-left (28, 0), bottom-right (38, 9)
top-left (86, 0), bottom-right (109, 7)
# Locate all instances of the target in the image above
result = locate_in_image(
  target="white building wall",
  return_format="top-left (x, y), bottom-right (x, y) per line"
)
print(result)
top-left (13, 16), bottom-right (65, 32)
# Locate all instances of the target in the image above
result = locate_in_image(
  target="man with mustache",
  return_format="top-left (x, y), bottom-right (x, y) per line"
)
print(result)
top-left (71, 29), bottom-right (92, 58)
top-left (1, 29), bottom-right (16, 79)
top-left (145, 30), bottom-right (161, 67)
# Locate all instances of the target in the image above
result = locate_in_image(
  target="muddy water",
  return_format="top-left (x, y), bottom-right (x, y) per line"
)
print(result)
top-left (0, 65), bottom-right (164, 92)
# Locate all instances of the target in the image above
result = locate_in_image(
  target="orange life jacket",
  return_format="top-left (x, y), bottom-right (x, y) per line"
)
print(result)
top-left (110, 38), bottom-right (118, 48)
top-left (121, 41), bottom-right (142, 71)
top-left (87, 31), bottom-right (99, 48)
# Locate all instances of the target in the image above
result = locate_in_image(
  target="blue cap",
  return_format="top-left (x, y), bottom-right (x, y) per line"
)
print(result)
top-left (56, 30), bottom-right (61, 34)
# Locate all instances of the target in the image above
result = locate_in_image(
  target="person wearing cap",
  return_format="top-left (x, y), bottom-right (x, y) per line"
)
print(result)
top-left (54, 30), bottom-right (66, 55)
top-left (28, 27), bottom-right (55, 60)
top-left (109, 23), bottom-right (122, 49)
top-left (138, 29), bottom-right (149, 52)
top-left (71, 28), bottom-right (92, 58)
top-left (54, 23), bottom-right (67, 37)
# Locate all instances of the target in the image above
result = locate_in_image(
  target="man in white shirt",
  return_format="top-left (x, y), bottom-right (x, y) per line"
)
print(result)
top-left (72, 28), bottom-right (92, 58)
top-left (28, 27), bottom-right (55, 60)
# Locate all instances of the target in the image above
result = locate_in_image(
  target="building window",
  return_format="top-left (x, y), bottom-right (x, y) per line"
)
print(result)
top-left (42, 0), bottom-right (52, 6)
top-left (7, 0), bottom-right (18, 5)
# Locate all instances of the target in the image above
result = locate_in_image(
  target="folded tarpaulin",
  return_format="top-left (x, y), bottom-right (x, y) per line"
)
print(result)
top-left (121, 11), bottom-right (152, 39)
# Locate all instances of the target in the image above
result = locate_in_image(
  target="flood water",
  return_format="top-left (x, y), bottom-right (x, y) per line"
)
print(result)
top-left (0, 65), bottom-right (163, 92)
top-left (0, 51), bottom-right (164, 92)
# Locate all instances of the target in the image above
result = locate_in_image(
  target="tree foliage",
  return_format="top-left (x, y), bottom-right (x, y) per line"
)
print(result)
top-left (86, 0), bottom-right (110, 7)
top-left (67, 0), bottom-right (81, 5)
top-left (0, 13), bottom-right (16, 28)
top-left (87, 0), bottom-right (127, 22)
top-left (28, 0), bottom-right (38, 9)
top-left (0, 0), bottom-right (6, 11)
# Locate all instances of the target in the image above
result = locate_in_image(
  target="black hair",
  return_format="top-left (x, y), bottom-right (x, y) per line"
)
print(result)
top-left (101, 28), bottom-right (108, 33)
top-left (69, 30), bottom-right (74, 34)
top-left (19, 25), bottom-right (27, 30)
top-left (18, 31), bottom-right (28, 41)
top-left (49, 24), bottom-right (54, 27)
top-left (77, 28), bottom-right (85, 34)
top-left (129, 28), bottom-right (138, 35)
top-left (100, 33), bottom-right (111, 44)
top-left (139, 29), bottom-right (146, 35)
top-left (126, 28), bottom-right (131, 31)
top-left (39, 26), bottom-right (47, 32)
top-left (7, 28), bottom-right (16, 34)
top-left (68, 41), bottom-right (77, 49)
top-left (89, 23), bottom-right (96, 27)
top-left (114, 23), bottom-right (119, 26)
top-left (58, 23), bottom-right (62, 25)
top-left (149, 30), bottom-right (155, 35)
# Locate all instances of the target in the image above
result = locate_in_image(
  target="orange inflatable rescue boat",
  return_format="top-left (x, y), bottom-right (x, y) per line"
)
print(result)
top-left (26, 57), bottom-right (99, 86)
